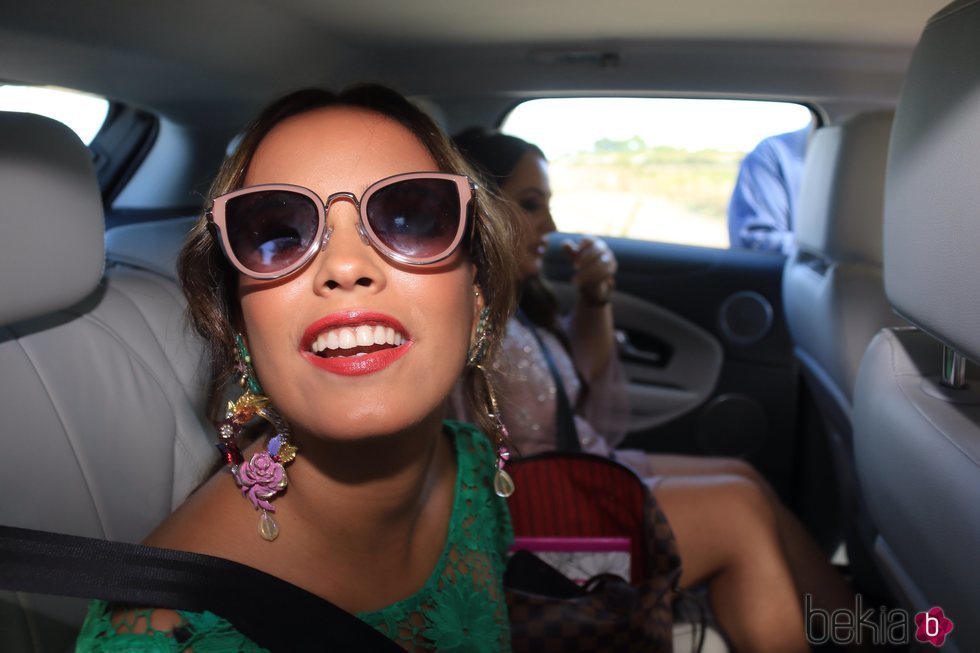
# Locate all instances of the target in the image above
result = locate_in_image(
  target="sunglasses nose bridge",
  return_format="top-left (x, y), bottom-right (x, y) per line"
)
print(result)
top-left (323, 191), bottom-right (370, 247)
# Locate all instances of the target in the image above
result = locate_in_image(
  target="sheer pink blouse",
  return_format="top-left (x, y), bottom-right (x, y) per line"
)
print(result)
top-left (457, 316), bottom-right (650, 477)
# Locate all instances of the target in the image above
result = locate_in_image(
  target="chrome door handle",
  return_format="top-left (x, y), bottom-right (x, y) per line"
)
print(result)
top-left (616, 330), bottom-right (664, 366)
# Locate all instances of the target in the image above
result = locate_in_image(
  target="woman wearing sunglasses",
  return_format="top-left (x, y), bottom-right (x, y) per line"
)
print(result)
top-left (454, 128), bottom-right (859, 653)
top-left (75, 87), bottom-right (519, 651)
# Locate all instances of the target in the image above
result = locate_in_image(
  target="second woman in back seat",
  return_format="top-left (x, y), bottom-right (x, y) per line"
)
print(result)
top-left (454, 128), bottom-right (859, 653)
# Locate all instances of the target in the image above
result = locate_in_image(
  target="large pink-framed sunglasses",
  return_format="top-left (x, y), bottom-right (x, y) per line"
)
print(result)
top-left (206, 172), bottom-right (476, 279)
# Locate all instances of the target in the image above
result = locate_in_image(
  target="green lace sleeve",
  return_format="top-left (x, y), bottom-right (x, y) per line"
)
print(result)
top-left (74, 600), bottom-right (267, 652)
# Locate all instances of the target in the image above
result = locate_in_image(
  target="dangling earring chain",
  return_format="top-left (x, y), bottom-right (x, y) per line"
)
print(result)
top-left (467, 304), bottom-right (491, 368)
top-left (466, 295), bottom-right (514, 497)
top-left (475, 363), bottom-right (515, 498)
top-left (215, 334), bottom-right (298, 542)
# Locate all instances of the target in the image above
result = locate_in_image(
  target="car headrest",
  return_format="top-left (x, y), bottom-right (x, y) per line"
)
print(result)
top-left (884, 0), bottom-right (980, 361)
top-left (0, 112), bottom-right (104, 326)
top-left (795, 111), bottom-right (893, 266)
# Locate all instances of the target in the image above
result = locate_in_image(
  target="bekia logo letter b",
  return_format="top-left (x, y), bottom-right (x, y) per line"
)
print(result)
top-left (915, 607), bottom-right (953, 648)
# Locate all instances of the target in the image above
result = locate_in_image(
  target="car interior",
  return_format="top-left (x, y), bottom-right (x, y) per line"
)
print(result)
top-left (2, 0), bottom-right (978, 651)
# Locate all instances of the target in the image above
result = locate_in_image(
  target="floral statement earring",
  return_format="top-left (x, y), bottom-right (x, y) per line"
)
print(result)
top-left (215, 334), bottom-right (298, 542)
top-left (467, 293), bottom-right (515, 498)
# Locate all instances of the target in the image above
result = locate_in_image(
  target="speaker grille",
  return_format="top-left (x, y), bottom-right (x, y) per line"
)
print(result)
top-left (719, 291), bottom-right (773, 345)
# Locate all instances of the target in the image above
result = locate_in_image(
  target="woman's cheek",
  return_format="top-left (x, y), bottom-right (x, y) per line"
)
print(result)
top-left (238, 293), bottom-right (299, 407)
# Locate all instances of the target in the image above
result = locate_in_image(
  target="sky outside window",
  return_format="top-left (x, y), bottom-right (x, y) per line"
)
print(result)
top-left (0, 85), bottom-right (109, 145)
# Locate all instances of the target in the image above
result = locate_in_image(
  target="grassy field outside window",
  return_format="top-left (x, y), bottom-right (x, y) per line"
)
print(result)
top-left (503, 98), bottom-right (812, 249)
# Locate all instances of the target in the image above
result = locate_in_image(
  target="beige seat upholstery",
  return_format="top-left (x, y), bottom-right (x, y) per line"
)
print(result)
top-left (853, 1), bottom-right (980, 650)
top-left (785, 111), bottom-right (898, 404)
top-left (782, 110), bottom-right (902, 595)
top-left (0, 113), bottom-right (213, 651)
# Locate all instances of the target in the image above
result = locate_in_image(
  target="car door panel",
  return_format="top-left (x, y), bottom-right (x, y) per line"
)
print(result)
top-left (544, 235), bottom-right (799, 491)
top-left (551, 281), bottom-right (723, 432)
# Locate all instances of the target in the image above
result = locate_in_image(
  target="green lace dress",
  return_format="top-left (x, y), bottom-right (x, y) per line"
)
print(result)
top-left (75, 421), bottom-right (513, 652)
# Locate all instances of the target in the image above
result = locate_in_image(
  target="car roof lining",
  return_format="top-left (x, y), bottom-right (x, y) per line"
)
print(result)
top-left (1, 0), bottom-right (950, 211)
top-left (1, 0), bottom-right (948, 128)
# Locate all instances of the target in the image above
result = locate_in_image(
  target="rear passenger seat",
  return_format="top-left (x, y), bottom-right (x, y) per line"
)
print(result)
top-left (0, 113), bottom-right (213, 651)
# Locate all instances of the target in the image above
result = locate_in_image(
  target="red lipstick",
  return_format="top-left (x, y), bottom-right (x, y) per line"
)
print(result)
top-left (300, 311), bottom-right (411, 377)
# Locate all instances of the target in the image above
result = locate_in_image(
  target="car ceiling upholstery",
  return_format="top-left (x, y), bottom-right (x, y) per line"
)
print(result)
top-left (0, 0), bottom-right (950, 209)
top-left (1, 1), bottom-right (948, 123)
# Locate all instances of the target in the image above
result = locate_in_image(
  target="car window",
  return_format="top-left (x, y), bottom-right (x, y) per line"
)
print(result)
top-left (0, 84), bottom-right (109, 145)
top-left (501, 98), bottom-right (814, 250)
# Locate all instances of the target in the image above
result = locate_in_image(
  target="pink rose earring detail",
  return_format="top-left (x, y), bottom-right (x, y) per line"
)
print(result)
top-left (215, 334), bottom-right (297, 541)
top-left (467, 297), bottom-right (515, 498)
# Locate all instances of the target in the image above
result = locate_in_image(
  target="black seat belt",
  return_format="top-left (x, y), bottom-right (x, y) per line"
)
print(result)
top-left (515, 310), bottom-right (582, 452)
top-left (0, 524), bottom-right (402, 652)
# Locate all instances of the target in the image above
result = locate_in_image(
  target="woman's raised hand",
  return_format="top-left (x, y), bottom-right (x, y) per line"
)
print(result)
top-left (562, 236), bottom-right (617, 306)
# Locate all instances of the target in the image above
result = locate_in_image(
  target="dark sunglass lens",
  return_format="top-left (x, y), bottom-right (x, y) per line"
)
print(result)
top-left (366, 179), bottom-right (461, 260)
top-left (225, 190), bottom-right (319, 273)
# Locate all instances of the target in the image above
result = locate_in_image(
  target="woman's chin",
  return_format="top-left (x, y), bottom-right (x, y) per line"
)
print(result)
top-left (289, 400), bottom-right (446, 445)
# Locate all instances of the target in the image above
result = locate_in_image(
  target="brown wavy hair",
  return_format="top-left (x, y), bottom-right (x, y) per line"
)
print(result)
top-left (177, 85), bottom-right (519, 437)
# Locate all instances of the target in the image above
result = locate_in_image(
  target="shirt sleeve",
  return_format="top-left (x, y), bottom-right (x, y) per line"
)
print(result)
top-left (560, 314), bottom-right (631, 449)
top-left (75, 601), bottom-right (268, 653)
top-left (727, 140), bottom-right (795, 253)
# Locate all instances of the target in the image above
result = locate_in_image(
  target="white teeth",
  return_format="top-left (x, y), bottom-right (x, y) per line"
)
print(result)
top-left (310, 324), bottom-right (407, 353)
top-left (338, 328), bottom-right (356, 349)
top-left (355, 325), bottom-right (374, 346)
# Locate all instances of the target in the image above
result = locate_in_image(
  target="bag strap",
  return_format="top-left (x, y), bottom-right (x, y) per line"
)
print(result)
top-left (0, 524), bottom-right (402, 652)
top-left (515, 310), bottom-right (581, 452)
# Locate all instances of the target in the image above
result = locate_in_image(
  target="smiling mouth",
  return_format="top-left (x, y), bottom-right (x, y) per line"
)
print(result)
top-left (309, 324), bottom-right (406, 359)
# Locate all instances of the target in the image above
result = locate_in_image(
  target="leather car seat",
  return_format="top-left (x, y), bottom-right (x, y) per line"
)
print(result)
top-left (853, 0), bottom-right (980, 650)
top-left (0, 112), bottom-right (214, 651)
top-left (782, 110), bottom-right (903, 595)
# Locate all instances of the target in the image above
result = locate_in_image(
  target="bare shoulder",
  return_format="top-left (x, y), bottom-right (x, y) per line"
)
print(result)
top-left (143, 467), bottom-right (249, 560)
top-left (140, 463), bottom-right (313, 599)
top-left (85, 473), bottom-right (267, 648)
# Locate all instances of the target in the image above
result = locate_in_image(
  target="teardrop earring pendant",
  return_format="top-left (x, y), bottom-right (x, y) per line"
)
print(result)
top-left (476, 363), bottom-right (515, 498)
top-left (493, 437), bottom-right (515, 498)
top-left (465, 304), bottom-right (515, 497)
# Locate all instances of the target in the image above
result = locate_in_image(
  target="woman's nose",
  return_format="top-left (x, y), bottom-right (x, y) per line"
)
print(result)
top-left (540, 209), bottom-right (557, 234)
top-left (312, 201), bottom-right (386, 294)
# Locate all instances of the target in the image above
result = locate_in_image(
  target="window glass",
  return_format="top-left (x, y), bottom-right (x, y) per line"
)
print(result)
top-left (0, 85), bottom-right (109, 145)
top-left (501, 98), bottom-right (813, 250)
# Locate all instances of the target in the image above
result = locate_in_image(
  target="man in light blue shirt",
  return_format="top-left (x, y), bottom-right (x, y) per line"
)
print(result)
top-left (727, 127), bottom-right (809, 253)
